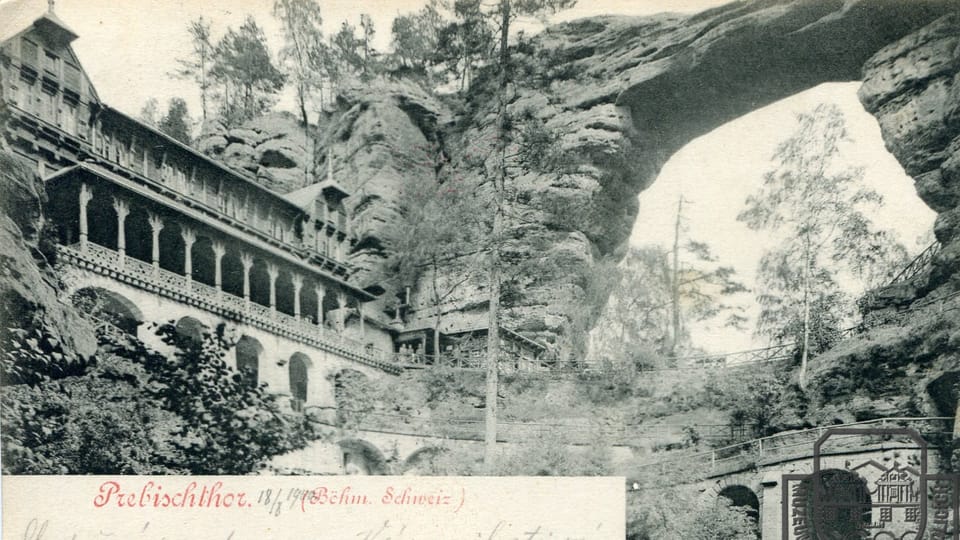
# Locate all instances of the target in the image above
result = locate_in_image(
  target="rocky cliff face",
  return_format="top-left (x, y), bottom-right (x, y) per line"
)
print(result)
top-left (0, 149), bottom-right (97, 365)
top-left (859, 12), bottom-right (960, 298)
top-left (197, 111), bottom-right (314, 194)
top-left (193, 1), bottom-right (958, 354)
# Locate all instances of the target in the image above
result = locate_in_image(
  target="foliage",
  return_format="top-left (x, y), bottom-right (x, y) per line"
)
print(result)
top-left (1, 313), bottom-right (87, 387)
top-left (435, 0), bottom-right (495, 90)
top-left (1, 356), bottom-right (181, 474)
top-left (627, 486), bottom-right (758, 540)
top-left (158, 98), bottom-right (193, 144)
top-left (592, 241), bottom-right (745, 365)
top-left (139, 97), bottom-right (160, 126)
top-left (494, 430), bottom-right (612, 476)
top-left (171, 17), bottom-right (214, 120)
top-left (273, 0), bottom-right (325, 126)
top-left (1, 321), bottom-right (314, 474)
top-left (708, 370), bottom-right (797, 442)
top-left (738, 103), bottom-right (908, 385)
top-left (331, 368), bottom-right (376, 429)
top-left (210, 16), bottom-right (286, 126)
top-left (391, 0), bottom-right (445, 72)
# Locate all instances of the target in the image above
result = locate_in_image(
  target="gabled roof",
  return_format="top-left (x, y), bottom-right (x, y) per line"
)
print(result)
top-left (283, 178), bottom-right (352, 211)
top-left (0, 0), bottom-right (77, 44)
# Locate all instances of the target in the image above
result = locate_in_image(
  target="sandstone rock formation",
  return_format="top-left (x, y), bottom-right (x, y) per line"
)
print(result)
top-left (199, 1), bottom-right (958, 357)
top-left (0, 149), bottom-right (97, 363)
top-left (197, 111), bottom-right (314, 195)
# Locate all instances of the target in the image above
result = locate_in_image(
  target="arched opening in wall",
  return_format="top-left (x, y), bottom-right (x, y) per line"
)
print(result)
top-left (70, 287), bottom-right (144, 335)
top-left (221, 250), bottom-right (244, 300)
top-left (191, 236), bottom-right (216, 287)
top-left (249, 259), bottom-right (271, 308)
top-left (158, 221), bottom-right (185, 275)
top-left (927, 372), bottom-right (960, 428)
top-left (717, 485), bottom-right (759, 536)
top-left (338, 439), bottom-right (387, 475)
top-left (86, 188), bottom-right (118, 250)
top-left (801, 469), bottom-right (872, 538)
top-left (175, 316), bottom-right (208, 345)
top-left (402, 447), bottom-right (448, 475)
top-left (235, 335), bottom-right (262, 387)
top-left (289, 352), bottom-right (310, 409)
top-left (124, 205), bottom-right (152, 264)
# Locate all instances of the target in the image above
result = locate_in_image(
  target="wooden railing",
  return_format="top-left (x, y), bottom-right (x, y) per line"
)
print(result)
top-left (59, 242), bottom-right (400, 374)
top-left (888, 241), bottom-right (941, 286)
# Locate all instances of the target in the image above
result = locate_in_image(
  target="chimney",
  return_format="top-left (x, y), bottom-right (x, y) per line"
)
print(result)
top-left (48, 0), bottom-right (55, 12)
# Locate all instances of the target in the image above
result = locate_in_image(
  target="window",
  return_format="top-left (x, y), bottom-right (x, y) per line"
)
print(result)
top-left (63, 62), bottom-right (80, 92)
top-left (61, 100), bottom-right (77, 134)
top-left (43, 50), bottom-right (58, 79)
top-left (20, 39), bottom-right (38, 70)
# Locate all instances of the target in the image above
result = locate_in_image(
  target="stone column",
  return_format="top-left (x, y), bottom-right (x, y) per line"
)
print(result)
top-left (336, 292), bottom-right (347, 334)
top-left (112, 197), bottom-right (129, 268)
top-left (78, 182), bottom-right (92, 252)
top-left (181, 226), bottom-right (197, 283)
top-left (147, 212), bottom-right (163, 276)
top-left (267, 263), bottom-right (279, 315)
top-left (240, 252), bottom-right (253, 306)
top-left (291, 274), bottom-right (303, 320)
top-left (212, 241), bottom-right (226, 291)
top-left (314, 286), bottom-right (325, 326)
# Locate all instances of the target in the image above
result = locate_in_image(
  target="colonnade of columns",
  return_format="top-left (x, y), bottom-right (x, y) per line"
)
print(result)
top-left (75, 181), bottom-right (369, 336)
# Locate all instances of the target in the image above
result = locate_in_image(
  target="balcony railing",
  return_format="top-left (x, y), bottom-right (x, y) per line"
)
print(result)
top-left (59, 242), bottom-right (400, 374)
top-left (4, 101), bottom-right (353, 276)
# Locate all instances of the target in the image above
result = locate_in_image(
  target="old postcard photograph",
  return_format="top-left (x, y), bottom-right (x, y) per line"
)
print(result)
top-left (0, 0), bottom-right (958, 537)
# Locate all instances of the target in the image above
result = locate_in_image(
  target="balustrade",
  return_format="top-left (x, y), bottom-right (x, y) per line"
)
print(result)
top-left (58, 242), bottom-right (397, 372)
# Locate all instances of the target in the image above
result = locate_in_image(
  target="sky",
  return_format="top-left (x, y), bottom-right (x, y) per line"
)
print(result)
top-left (5, 0), bottom-right (936, 354)
top-left (627, 82), bottom-right (936, 353)
top-left (22, 0), bottom-right (734, 118)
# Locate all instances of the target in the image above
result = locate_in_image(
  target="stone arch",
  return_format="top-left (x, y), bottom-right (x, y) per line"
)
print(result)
top-left (174, 316), bottom-right (208, 345)
top-left (803, 468), bottom-right (872, 538)
top-left (717, 484), bottom-right (760, 533)
top-left (927, 371), bottom-right (960, 422)
top-left (236, 335), bottom-right (262, 387)
top-left (402, 446), bottom-right (448, 475)
top-left (69, 286), bottom-right (144, 335)
top-left (339, 439), bottom-right (388, 475)
top-left (289, 352), bottom-right (311, 406)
